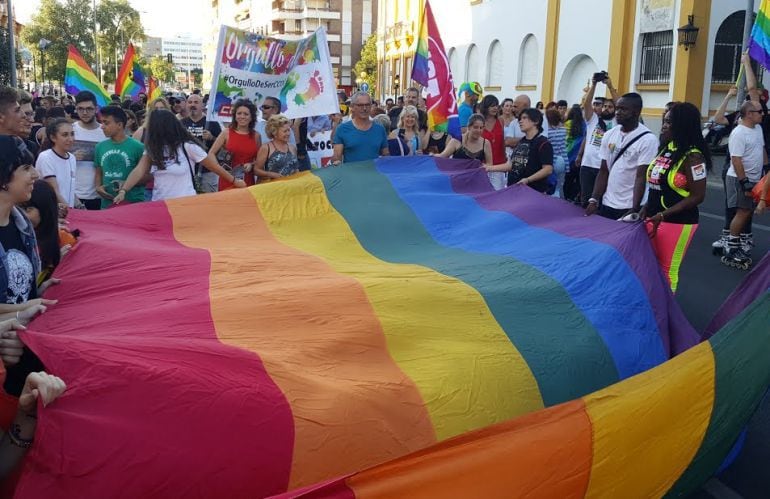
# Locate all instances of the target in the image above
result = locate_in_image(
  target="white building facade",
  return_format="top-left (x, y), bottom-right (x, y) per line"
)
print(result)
top-left (383, 0), bottom-right (763, 129)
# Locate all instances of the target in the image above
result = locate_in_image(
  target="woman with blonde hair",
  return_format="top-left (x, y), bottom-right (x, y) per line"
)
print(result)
top-left (388, 105), bottom-right (425, 155)
top-left (253, 114), bottom-right (299, 179)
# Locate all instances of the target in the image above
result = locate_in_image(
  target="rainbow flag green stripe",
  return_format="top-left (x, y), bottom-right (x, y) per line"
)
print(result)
top-left (278, 292), bottom-right (770, 499)
top-left (64, 45), bottom-right (111, 107)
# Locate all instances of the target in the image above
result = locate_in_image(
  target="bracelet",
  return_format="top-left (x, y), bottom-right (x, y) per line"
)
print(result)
top-left (588, 197), bottom-right (599, 205)
top-left (7, 423), bottom-right (33, 448)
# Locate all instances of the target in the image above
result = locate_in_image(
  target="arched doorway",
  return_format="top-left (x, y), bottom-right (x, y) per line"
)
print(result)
top-left (557, 54), bottom-right (599, 106)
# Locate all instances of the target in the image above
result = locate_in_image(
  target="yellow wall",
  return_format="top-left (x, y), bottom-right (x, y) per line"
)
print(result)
top-left (540, 0), bottom-right (561, 103)
top-left (608, 0), bottom-right (638, 95)
top-left (672, 0), bottom-right (711, 107)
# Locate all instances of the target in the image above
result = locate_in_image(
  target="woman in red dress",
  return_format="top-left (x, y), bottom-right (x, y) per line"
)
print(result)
top-left (209, 99), bottom-right (262, 190)
top-left (479, 95), bottom-right (507, 189)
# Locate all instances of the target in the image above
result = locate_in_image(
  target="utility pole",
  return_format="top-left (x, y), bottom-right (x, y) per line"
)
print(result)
top-left (93, 0), bottom-right (102, 84)
top-left (737, 0), bottom-right (756, 106)
top-left (6, 0), bottom-right (17, 87)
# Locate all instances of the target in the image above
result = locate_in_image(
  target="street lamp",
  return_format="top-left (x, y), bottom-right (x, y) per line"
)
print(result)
top-left (393, 74), bottom-right (400, 96)
top-left (38, 38), bottom-right (51, 93)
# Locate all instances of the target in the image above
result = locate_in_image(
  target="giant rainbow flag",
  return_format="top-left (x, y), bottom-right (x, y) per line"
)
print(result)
top-left (115, 43), bottom-right (146, 101)
top-left (11, 157), bottom-right (768, 498)
top-left (64, 45), bottom-right (111, 107)
top-left (749, 0), bottom-right (770, 70)
top-left (410, 0), bottom-right (461, 139)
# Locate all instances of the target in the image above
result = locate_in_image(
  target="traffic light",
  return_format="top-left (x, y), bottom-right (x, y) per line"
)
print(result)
top-left (167, 53), bottom-right (173, 64)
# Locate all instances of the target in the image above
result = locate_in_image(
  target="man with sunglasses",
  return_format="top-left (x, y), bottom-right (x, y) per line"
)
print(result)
top-left (331, 91), bottom-right (388, 165)
top-left (459, 82), bottom-right (483, 134)
top-left (722, 100), bottom-right (767, 269)
top-left (256, 97), bottom-right (295, 145)
top-left (72, 91), bottom-right (107, 210)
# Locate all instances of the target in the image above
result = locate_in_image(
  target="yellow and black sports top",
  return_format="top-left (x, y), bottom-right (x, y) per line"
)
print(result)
top-left (646, 142), bottom-right (703, 225)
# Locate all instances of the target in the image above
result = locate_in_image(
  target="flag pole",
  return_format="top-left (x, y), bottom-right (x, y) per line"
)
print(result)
top-left (6, 0), bottom-right (17, 87)
top-left (736, 0), bottom-right (757, 107)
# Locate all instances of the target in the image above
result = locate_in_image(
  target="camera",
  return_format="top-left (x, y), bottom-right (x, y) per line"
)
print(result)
top-left (593, 71), bottom-right (609, 83)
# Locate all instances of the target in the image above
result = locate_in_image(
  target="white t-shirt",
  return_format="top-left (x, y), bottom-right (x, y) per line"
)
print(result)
top-left (727, 124), bottom-right (765, 182)
top-left (581, 115), bottom-right (616, 169)
top-left (35, 149), bottom-right (78, 208)
top-left (72, 121), bottom-right (107, 200)
top-left (599, 124), bottom-right (659, 209)
top-left (149, 142), bottom-right (208, 201)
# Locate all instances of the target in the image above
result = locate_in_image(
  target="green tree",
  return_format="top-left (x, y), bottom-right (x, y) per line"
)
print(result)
top-left (21, 0), bottom-right (96, 84)
top-left (95, 0), bottom-right (145, 85)
top-left (191, 68), bottom-right (203, 89)
top-left (149, 56), bottom-right (174, 84)
top-left (353, 33), bottom-right (377, 94)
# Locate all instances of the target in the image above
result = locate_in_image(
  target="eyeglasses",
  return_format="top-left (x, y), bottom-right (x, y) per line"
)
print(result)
top-left (749, 110), bottom-right (763, 114)
top-left (353, 103), bottom-right (372, 108)
top-left (76, 107), bottom-right (95, 113)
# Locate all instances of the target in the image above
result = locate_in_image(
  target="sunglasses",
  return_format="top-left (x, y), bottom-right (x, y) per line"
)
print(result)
top-left (261, 105), bottom-right (276, 110)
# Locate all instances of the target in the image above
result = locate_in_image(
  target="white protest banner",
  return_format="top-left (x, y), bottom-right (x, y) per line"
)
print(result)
top-left (306, 130), bottom-right (334, 169)
top-left (207, 25), bottom-right (338, 122)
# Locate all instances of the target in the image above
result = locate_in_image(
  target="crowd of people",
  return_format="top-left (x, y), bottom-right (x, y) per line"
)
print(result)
top-left (0, 47), bottom-right (769, 479)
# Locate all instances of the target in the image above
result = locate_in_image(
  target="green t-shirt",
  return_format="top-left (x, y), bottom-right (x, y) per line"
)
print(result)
top-left (95, 137), bottom-right (145, 208)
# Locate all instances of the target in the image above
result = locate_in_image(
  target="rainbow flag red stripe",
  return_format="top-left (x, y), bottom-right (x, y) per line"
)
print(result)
top-left (410, 0), bottom-right (460, 138)
top-left (13, 157), bottom-right (767, 498)
top-left (147, 77), bottom-right (162, 101)
top-left (64, 45), bottom-right (110, 107)
top-left (115, 44), bottom-right (146, 101)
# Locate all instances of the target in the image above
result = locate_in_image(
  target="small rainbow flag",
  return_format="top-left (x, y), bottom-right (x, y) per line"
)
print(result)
top-left (64, 45), bottom-right (111, 107)
top-left (147, 76), bottom-right (162, 102)
top-left (749, 0), bottom-right (770, 69)
top-left (410, 0), bottom-right (461, 139)
top-left (115, 43), bottom-right (146, 101)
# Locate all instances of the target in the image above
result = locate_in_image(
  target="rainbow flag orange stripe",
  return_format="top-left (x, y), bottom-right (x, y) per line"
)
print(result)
top-left (14, 157), bottom-right (763, 498)
top-left (277, 288), bottom-right (770, 498)
top-left (147, 76), bottom-right (162, 101)
top-left (64, 45), bottom-right (110, 107)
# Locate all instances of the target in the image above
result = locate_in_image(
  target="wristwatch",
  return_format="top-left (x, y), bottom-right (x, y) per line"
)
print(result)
top-left (588, 197), bottom-right (599, 205)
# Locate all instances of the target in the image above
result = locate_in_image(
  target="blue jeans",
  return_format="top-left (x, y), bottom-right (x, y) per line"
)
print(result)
top-left (551, 156), bottom-right (566, 198)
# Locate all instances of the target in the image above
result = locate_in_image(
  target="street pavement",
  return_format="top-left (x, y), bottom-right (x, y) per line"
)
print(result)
top-left (674, 157), bottom-right (769, 499)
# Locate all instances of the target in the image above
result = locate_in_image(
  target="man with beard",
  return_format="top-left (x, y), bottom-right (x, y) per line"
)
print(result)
top-left (504, 94), bottom-right (531, 150)
top-left (585, 93), bottom-right (658, 220)
top-left (577, 75), bottom-right (619, 206)
top-left (181, 94), bottom-right (222, 193)
top-left (0, 87), bottom-right (35, 165)
top-left (17, 91), bottom-right (39, 158)
top-left (389, 87), bottom-right (427, 131)
top-left (72, 91), bottom-right (107, 210)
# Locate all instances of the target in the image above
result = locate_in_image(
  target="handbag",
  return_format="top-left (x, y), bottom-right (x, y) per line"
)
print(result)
top-left (181, 144), bottom-right (204, 194)
top-left (752, 173), bottom-right (770, 203)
